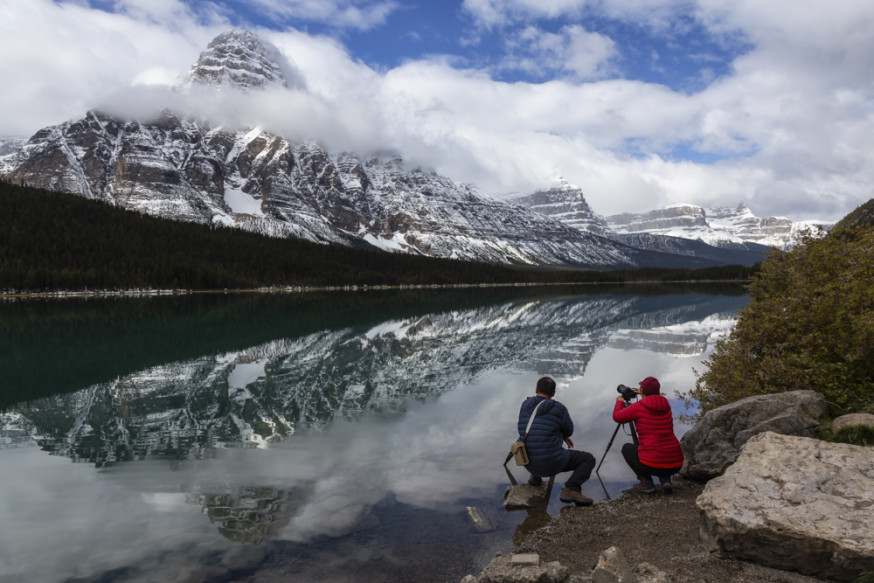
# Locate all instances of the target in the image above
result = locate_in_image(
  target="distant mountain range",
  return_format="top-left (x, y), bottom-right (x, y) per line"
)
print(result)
top-left (0, 30), bottom-right (828, 270)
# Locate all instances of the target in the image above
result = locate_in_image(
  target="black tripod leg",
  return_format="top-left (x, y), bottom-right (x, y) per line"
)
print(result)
top-left (596, 421), bottom-right (624, 475)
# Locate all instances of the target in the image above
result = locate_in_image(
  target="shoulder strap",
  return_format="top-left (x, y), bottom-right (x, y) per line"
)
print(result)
top-left (524, 399), bottom-right (546, 436)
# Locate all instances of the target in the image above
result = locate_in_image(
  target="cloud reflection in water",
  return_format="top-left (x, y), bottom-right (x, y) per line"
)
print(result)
top-left (0, 290), bottom-right (747, 582)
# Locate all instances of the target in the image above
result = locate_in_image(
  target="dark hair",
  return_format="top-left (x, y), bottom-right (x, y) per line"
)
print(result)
top-left (536, 376), bottom-right (556, 397)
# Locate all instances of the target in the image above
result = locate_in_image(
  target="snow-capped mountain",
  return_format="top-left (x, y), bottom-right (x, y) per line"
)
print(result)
top-left (0, 31), bottom-right (673, 269)
top-left (507, 179), bottom-right (611, 235)
top-left (507, 181), bottom-right (774, 265)
top-left (184, 30), bottom-right (295, 90)
top-left (607, 203), bottom-right (830, 249)
top-left (0, 30), bottom-right (766, 270)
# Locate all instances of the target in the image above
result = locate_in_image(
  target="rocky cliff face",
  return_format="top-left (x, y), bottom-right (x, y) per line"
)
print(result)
top-left (606, 203), bottom-right (828, 249)
top-left (185, 30), bottom-right (294, 90)
top-left (506, 180), bottom-right (610, 235)
top-left (508, 187), bottom-right (775, 264)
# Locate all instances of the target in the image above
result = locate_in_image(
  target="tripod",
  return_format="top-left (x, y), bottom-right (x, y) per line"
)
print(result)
top-left (594, 397), bottom-right (639, 499)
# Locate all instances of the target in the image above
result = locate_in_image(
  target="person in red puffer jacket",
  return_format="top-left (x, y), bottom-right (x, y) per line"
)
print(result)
top-left (612, 376), bottom-right (684, 494)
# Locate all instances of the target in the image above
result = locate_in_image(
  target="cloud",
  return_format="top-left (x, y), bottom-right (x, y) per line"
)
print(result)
top-left (500, 25), bottom-right (617, 80)
top-left (236, 0), bottom-right (401, 30)
top-left (1, 0), bottom-right (873, 222)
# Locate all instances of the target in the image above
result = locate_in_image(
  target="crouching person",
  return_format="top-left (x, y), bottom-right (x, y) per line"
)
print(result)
top-left (517, 376), bottom-right (595, 505)
top-left (612, 376), bottom-right (684, 494)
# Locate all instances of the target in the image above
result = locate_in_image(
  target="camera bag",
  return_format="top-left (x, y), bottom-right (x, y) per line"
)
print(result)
top-left (509, 399), bottom-right (546, 466)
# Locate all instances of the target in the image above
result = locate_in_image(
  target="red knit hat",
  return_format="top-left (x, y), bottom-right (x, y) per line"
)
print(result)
top-left (639, 377), bottom-right (660, 396)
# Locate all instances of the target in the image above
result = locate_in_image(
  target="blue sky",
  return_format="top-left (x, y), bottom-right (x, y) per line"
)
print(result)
top-left (1, 0), bottom-right (873, 221)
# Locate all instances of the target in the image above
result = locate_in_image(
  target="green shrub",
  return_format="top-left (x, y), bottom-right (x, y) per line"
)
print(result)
top-left (831, 425), bottom-right (874, 447)
top-left (685, 224), bottom-right (874, 417)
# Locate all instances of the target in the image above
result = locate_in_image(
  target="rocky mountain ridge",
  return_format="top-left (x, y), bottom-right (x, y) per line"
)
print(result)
top-left (606, 203), bottom-right (829, 249)
top-left (0, 30), bottom-right (814, 268)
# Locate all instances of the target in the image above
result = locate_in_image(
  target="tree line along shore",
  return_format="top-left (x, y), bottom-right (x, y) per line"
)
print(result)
top-left (0, 181), bottom-right (756, 293)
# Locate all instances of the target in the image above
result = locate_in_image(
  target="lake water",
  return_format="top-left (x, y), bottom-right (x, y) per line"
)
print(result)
top-left (0, 286), bottom-right (748, 583)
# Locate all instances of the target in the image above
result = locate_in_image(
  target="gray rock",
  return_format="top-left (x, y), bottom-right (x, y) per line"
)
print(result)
top-left (504, 483), bottom-right (547, 509)
top-left (462, 552), bottom-right (569, 583)
top-left (467, 506), bottom-right (495, 532)
top-left (591, 546), bottom-right (633, 583)
top-left (680, 390), bottom-right (827, 480)
top-left (631, 562), bottom-right (671, 583)
top-left (511, 553), bottom-right (541, 566)
top-left (832, 412), bottom-right (874, 433)
top-left (696, 431), bottom-right (874, 581)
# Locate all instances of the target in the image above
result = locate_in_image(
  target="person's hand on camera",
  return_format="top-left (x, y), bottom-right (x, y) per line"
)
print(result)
top-left (564, 437), bottom-right (574, 448)
top-left (615, 395), bottom-right (625, 403)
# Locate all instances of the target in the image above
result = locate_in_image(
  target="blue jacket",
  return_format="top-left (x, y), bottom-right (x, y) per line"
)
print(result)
top-left (517, 396), bottom-right (572, 477)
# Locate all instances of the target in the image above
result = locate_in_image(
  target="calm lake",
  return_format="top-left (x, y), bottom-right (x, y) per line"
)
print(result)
top-left (0, 286), bottom-right (748, 583)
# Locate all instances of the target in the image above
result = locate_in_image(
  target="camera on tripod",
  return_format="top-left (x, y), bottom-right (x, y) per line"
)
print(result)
top-left (616, 384), bottom-right (638, 402)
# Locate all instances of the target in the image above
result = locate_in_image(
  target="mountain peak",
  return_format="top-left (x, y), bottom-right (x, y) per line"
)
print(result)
top-left (186, 30), bottom-right (294, 90)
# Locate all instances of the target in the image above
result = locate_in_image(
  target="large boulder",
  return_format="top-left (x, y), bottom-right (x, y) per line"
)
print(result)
top-left (696, 431), bottom-right (874, 581)
top-left (681, 390), bottom-right (827, 480)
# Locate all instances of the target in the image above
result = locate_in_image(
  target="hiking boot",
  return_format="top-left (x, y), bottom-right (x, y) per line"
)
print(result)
top-left (559, 488), bottom-right (593, 506)
top-left (528, 475), bottom-right (543, 487)
top-left (632, 477), bottom-right (657, 494)
top-left (660, 477), bottom-right (673, 494)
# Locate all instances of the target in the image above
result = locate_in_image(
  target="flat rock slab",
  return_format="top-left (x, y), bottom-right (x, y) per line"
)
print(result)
top-left (504, 483), bottom-right (546, 509)
top-left (696, 431), bottom-right (874, 581)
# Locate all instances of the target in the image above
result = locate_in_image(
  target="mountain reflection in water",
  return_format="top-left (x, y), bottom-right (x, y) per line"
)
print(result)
top-left (0, 287), bottom-right (747, 583)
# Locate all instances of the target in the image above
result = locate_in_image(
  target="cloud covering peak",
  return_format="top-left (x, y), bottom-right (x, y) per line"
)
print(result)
top-left (1, 0), bottom-right (872, 222)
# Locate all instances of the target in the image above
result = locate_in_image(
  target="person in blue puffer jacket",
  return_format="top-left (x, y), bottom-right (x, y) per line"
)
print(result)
top-left (517, 376), bottom-right (595, 505)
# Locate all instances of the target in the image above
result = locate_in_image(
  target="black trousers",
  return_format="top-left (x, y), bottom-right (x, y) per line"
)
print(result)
top-left (561, 450), bottom-right (596, 492)
top-left (621, 443), bottom-right (680, 482)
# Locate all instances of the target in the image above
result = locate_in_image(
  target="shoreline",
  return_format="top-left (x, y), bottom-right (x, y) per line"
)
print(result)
top-left (0, 279), bottom-right (750, 300)
top-left (511, 476), bottom-right (827, 583)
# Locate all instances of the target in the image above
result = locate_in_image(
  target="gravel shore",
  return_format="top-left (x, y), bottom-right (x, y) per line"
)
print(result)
top-left (514, 476), bottom-right (830, 583)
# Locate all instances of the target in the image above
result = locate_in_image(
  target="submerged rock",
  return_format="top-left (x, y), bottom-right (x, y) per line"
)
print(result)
top-left (504, 483), bottom-right (547, 509)
top-left (696, 431), bottom-right (874, 581)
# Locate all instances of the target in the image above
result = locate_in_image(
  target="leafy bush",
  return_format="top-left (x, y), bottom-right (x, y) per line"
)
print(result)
top-left (685, 225), bottom-right (874, 417)
top-left (831, 425), bottom-right (874, 447)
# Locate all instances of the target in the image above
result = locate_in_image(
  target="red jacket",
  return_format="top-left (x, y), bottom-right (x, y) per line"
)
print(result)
top-left (613, 395), bottom-right (684, 468)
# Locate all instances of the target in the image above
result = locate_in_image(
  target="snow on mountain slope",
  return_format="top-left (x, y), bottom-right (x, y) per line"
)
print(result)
top-left (0, 30), bottom-right (653, 268)
top-left (607, 203), bottom-right (830, 249)
top-left (184, 29), bottom-right (297, 90)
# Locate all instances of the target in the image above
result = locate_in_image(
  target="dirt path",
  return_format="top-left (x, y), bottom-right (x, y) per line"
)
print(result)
top-left (515, 477), bottom-right (829, 583)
